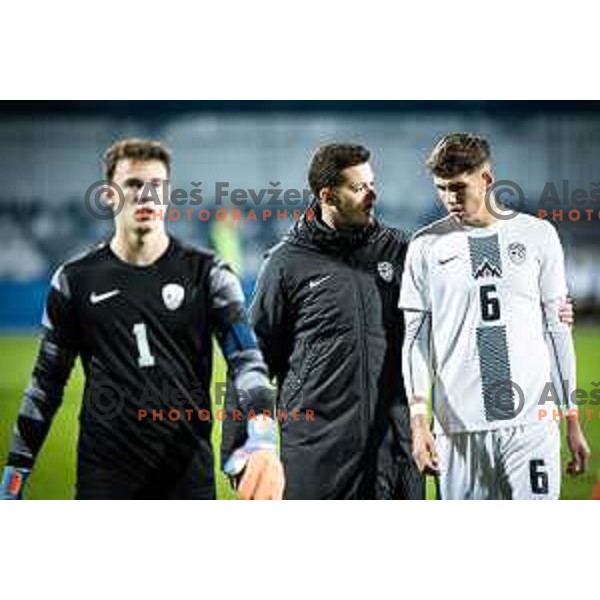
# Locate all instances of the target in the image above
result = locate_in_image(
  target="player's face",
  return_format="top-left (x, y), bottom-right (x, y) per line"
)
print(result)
top-left (433, 165), bottom-right (492, 224)
top-left (326, 163), bottom-right (377, 228)
top-left (110, 158), bottom-right (169, 235)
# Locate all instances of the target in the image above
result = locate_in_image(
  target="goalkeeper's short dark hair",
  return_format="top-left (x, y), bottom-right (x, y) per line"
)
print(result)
top-left (426, 133), bottom-right (491, 178)
top-left (308, 143), bottom-right (371, 198)
top-left (104, 138), bottom-right (172, 180)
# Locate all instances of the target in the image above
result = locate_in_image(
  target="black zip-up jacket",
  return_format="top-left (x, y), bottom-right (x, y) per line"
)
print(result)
top-left (247, 205), bottom-right (423, 499)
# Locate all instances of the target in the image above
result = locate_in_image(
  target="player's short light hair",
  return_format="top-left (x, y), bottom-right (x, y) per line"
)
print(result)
top-left (103, 138), bottom-right (172, 180)
top-left (426, 133), bottom-right (491, 178)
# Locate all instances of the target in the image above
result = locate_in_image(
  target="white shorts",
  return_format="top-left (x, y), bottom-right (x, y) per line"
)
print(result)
top-left (436, 421), bottom-right (561, 500)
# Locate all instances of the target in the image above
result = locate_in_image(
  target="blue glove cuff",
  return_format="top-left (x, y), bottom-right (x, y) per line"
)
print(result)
top-left (1, 466), bottom-right (30, 500)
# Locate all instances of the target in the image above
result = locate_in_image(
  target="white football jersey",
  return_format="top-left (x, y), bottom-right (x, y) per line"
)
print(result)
top-left (399, 213), bottom-right (567, 434)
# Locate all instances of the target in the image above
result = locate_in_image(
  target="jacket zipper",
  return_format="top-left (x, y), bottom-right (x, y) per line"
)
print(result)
top-left (348, 256), bottom-right (371, 440)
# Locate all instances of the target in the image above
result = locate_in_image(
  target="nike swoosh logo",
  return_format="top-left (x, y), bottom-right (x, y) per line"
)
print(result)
top-left (438, 256), bottom-right (460, 265)
top-left (90, 290), bottom-right (121, 304)
top-left (309, 275), bottom-right (331, 289)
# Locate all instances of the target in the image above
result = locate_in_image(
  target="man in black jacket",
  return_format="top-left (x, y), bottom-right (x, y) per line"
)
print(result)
top-left (247, 143), bottom-right (424, 499)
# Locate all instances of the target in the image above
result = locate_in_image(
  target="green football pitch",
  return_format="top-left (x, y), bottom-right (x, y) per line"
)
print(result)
top-left (1, 328), bottom-right (599, 499)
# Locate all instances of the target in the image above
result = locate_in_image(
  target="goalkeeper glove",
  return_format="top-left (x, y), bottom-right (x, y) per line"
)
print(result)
top-left (224, 416), bottom-right (277, 479)
top-left (0, 466), bottom-right (30, 500)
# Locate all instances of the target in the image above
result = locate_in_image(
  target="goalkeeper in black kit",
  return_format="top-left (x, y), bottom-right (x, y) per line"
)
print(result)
top-left (0, 138), bottom-right (284, 500)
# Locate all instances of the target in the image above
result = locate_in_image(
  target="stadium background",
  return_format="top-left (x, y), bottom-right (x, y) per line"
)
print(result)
top-left (0, 100), bottom-right (598, 499)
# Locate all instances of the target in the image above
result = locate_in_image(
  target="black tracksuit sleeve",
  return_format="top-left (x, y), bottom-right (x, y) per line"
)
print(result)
top-left (249, 251), bottom-right (289, 384)
top-left (6, 266), bottom-right (78, 470)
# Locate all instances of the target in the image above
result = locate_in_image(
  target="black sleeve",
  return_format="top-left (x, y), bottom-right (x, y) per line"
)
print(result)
top-left (248, 250), bottom-right (290, 384)
top-left (6, 266), bottom-right (78, 470)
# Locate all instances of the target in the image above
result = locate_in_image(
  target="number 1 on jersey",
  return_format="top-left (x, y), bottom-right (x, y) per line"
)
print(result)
top-left (132, 322), bottom-right (156, 367)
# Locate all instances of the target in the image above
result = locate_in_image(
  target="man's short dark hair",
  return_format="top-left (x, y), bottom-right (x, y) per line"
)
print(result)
top-left (426, 133), bottom-right (491, 178)
top-left (308, 143), bottom-right (371, 197)
top-left (104, 138), bottom-right (172, 180)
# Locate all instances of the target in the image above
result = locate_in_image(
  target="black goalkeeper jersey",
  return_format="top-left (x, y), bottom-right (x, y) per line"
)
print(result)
top-left (7, 237), bottom-right (273, 491)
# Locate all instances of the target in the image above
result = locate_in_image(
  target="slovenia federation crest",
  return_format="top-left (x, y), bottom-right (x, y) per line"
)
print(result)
top-left (508, 242), bottom-right (527, 265)
top-left (377, 261), bottom-right (394, 283)
top-left (162, 283), bottom-right (185, 310)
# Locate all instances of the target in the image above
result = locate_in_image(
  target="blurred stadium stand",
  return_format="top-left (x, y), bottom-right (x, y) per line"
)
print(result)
top-left (0, 101), bottom-right (599, 329)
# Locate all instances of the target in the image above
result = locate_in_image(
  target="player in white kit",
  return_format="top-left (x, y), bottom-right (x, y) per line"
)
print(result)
top-left (400, 133), bottom-right (590, 499)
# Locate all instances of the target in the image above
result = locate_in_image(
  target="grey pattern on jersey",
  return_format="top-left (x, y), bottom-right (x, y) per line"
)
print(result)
top-left (476, 326), bottom-right (515, 421)
top-left (469, 235), bottom-right (514, 421)
top-left (469, 234), bottom-right (503, 279)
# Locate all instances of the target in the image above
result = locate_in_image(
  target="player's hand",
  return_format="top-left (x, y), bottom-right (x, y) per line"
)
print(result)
top-left (559, 296), bottom-right (574, 326)
top-left (411, 416), bottom-right (439, 475)
top-left (566, 421), bottom-right (590, 476)
top-left (0, 466), bottom-right (30, 500)
top-left (224, 415), bottom-right (285, 499)
top-left (237, 449), bottom-right (285, 500)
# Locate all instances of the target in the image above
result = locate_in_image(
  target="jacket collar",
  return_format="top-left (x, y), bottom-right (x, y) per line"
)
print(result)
top-left (286, 201), bottom-right (380, 255)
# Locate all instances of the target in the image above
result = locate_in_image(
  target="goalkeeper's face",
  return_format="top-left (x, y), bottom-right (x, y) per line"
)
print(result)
top-left (433, 164), bottom-right (493, 225)
top-left (109, 158), bottom-right (170, 235)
